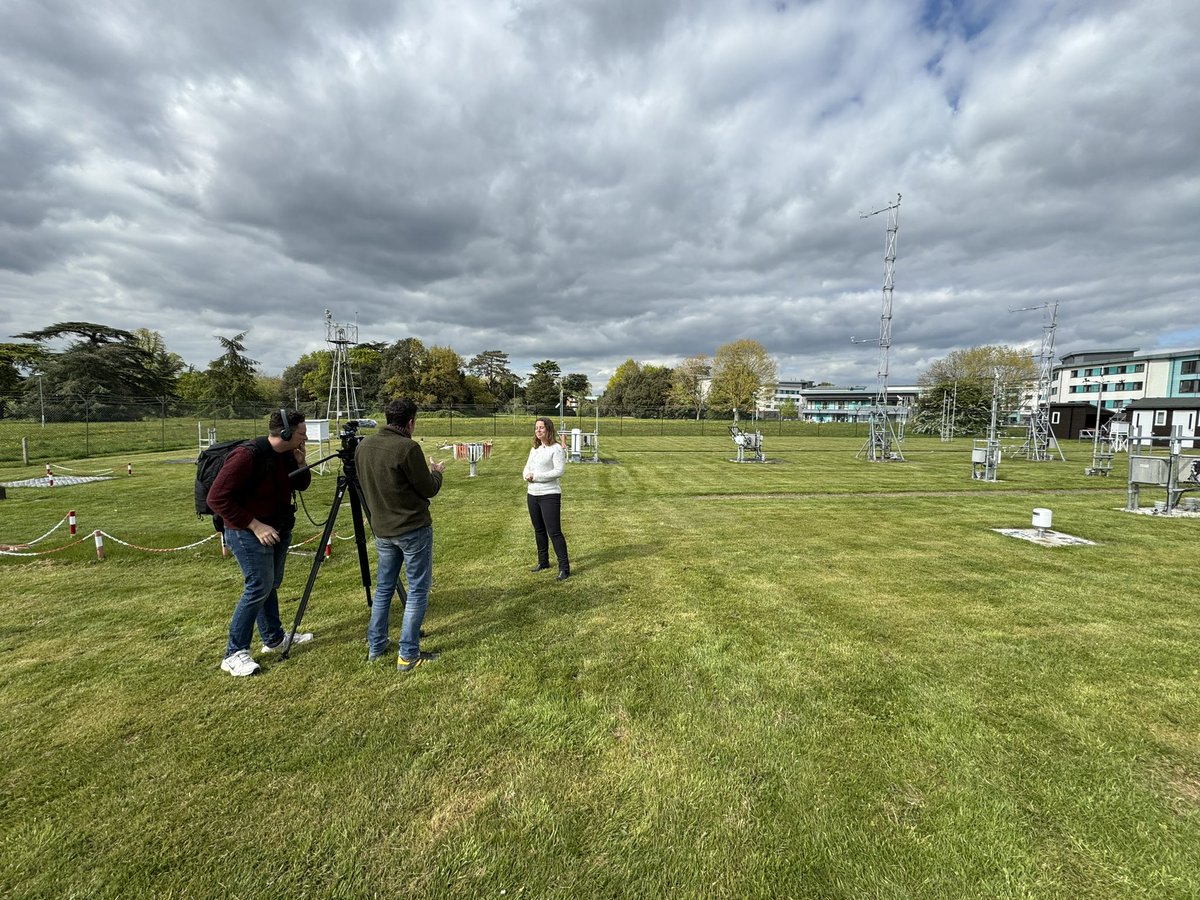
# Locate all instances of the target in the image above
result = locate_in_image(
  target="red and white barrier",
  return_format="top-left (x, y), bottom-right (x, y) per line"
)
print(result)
top-left (1, 510), bottom-right (342, 560)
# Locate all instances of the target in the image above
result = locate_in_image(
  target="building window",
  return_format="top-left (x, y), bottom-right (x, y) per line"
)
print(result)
top-left (1181, 379), bottom-right (1200, 393)
top-left (1182, 360), bottom-right (1198, 375)
top-left (1155, 410), bottom-right (1168, 426)
top-left (1070, 369), bottom-right (1079, 378)
top-left (1051, 411), bottom-right (1060, 424)
top-left (1135, 363), bottom-right (1145, 373)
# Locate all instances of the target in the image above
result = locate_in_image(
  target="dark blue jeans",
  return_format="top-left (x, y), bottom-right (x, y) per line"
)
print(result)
top-left (224, 528), bottom-right (291, 657)
top-left (527, 493), bottom-right (569, 571)
top-left (368, 526), bottom-right (433, 660)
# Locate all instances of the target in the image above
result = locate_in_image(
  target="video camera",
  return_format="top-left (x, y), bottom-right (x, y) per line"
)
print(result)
top-left (338, 418), bottom-right (377, 454)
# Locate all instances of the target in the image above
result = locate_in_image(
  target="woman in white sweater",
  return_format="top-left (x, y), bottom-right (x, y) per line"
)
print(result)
top-left (522, 417), bottom-right (571, 580)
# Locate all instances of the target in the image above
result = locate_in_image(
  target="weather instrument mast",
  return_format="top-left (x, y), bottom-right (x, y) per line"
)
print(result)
top-left (853, 193), bottom-right (905, 461)
top-left (940, 382), bottom-right (957, 442)
top-left (1010, 301), bottom-right (1065, 461)
top-left (324, 309), bottom-right (365, 430)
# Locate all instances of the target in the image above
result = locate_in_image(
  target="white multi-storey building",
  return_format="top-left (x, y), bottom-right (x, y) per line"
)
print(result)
top-left (1053, 348), bottom-right (1200, 406)
top-left (756, 380), bottom-right (920, 422)
top-left (1052, 348), bottom-right (1200, 443)
top-left (755, 379), bottom-right (814, 415)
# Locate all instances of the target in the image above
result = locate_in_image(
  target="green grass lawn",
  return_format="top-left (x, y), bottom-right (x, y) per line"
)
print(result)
top-left (1, 435), bottom-right (1198, 898)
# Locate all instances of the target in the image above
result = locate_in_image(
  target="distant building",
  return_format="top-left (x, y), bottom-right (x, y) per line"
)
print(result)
top-left (755, 379), bottom-right (815, 415)
top-left (1126, 398), bottom-right (1199, 449)
top-left (1053, 347), bottom-right (1200, 406)
top-left (758, 381), bottom-right (916, 422)
top-left (1051, 347), bottom-right (1200, 444)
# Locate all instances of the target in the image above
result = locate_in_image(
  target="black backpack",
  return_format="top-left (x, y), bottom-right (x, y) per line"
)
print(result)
top-left (195, 437), bottom-right (273, 529)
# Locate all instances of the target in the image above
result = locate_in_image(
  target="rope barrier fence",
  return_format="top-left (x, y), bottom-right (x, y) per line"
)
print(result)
top-left (0, 510), bottom-right (352, 560)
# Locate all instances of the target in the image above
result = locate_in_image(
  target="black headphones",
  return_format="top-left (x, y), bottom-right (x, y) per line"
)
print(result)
top-left (278, 408), bottom-right (292, 441)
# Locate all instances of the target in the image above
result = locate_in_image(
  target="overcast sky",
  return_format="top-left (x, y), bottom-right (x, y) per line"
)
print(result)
top-left (2, 0), bottom-right (1197, 391)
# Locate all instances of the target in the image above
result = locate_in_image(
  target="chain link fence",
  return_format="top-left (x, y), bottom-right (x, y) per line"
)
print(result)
top-left (0, 394), bottom-right (867, 464)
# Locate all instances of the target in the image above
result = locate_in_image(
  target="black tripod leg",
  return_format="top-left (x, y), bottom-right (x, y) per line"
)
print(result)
top-left (347, 479), bottom-right (373, 608)
top-left (283, 475), bottom-right (346, 660)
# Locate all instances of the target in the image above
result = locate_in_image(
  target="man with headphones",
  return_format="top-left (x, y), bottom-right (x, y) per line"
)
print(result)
top-left (208, 409), bottom-right (312, 677)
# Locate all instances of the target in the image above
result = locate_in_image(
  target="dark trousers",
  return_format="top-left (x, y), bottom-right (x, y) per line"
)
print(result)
top-left (527, 493), bottom-right (569, 572)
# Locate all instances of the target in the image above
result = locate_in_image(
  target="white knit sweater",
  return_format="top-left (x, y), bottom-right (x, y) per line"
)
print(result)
top-left (523, 443), bottom-right (566, 496)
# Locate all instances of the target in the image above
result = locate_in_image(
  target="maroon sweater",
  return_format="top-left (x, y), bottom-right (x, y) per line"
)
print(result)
top-left (206, 442), bottom-right (312, 532)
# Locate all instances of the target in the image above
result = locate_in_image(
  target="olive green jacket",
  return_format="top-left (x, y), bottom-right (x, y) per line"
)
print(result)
top-left (355, 426), bottom-right (443, 537)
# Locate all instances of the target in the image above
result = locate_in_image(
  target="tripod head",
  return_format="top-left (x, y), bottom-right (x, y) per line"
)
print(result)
top-left (295, 418), bottom-right (378, 477)
top-left (336, 420), bottom-right (368, 472)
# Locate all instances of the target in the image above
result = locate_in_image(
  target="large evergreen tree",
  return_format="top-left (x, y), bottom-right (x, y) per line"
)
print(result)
top-left (14, 322), bottom-right (166, 420)
top-left (524, 360), bottom-right (562, 413)
top-left (466, 349), bottom-right (519, 405)
top-left (132, 328), bottom-right (185, 403)
top-left (0, 342), bottom-right (44, 418)
top-left (203, 332), bottom-right (265, 415)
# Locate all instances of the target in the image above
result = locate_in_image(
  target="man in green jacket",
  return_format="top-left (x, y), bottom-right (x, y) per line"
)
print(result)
top-left (356, 398), bottom-right (446, 671)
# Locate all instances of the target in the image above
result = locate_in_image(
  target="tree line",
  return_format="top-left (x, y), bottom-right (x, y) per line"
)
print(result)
top-left (907, 345), bottom-right (1038, 436)
top-left (0, 322), bottom-right (781, 422)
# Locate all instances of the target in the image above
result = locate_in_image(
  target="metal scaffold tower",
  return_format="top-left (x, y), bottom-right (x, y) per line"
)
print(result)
top-left (971, 369), bottom-right (1003, 481)
top-left (1011, 301), bottom-right (1065, 461)
top-left (940, 383), bottom-right (957, 442)
top-left (324, 309), bottom-right (364, 429)
top-left (854, 193), bottom-right (905, 461)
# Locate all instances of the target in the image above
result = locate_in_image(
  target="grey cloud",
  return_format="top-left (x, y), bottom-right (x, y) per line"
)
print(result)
top-left (0, 0), bottom-right (1196, 390)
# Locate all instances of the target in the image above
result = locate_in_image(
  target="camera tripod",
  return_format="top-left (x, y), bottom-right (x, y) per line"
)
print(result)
top-left (282, 441), bottom-right (374, 660)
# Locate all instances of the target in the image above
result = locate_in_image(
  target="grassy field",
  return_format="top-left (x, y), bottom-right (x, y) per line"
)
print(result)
top-left (1, 433), bottom-right (1198, 898)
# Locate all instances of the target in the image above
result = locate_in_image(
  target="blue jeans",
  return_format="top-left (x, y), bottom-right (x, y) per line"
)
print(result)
top-left (368, 525), bottom-right (433, 660)
top-left (224, 528), bottom-right (291, 657)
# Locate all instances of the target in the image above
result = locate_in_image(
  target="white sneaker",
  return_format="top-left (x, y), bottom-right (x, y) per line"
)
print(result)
top-left (220, 650), bottom-right (262, 677)
top-left (261, 632), bottom-right (313, 654)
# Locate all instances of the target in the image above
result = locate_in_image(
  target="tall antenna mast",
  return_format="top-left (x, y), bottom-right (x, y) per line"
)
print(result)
top-left (1010, 301), bottom-right (1065, 461)
top-left (853, 193), bottom-right (905, 461)
top-left (324, 309), bottom-right (364, 430)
